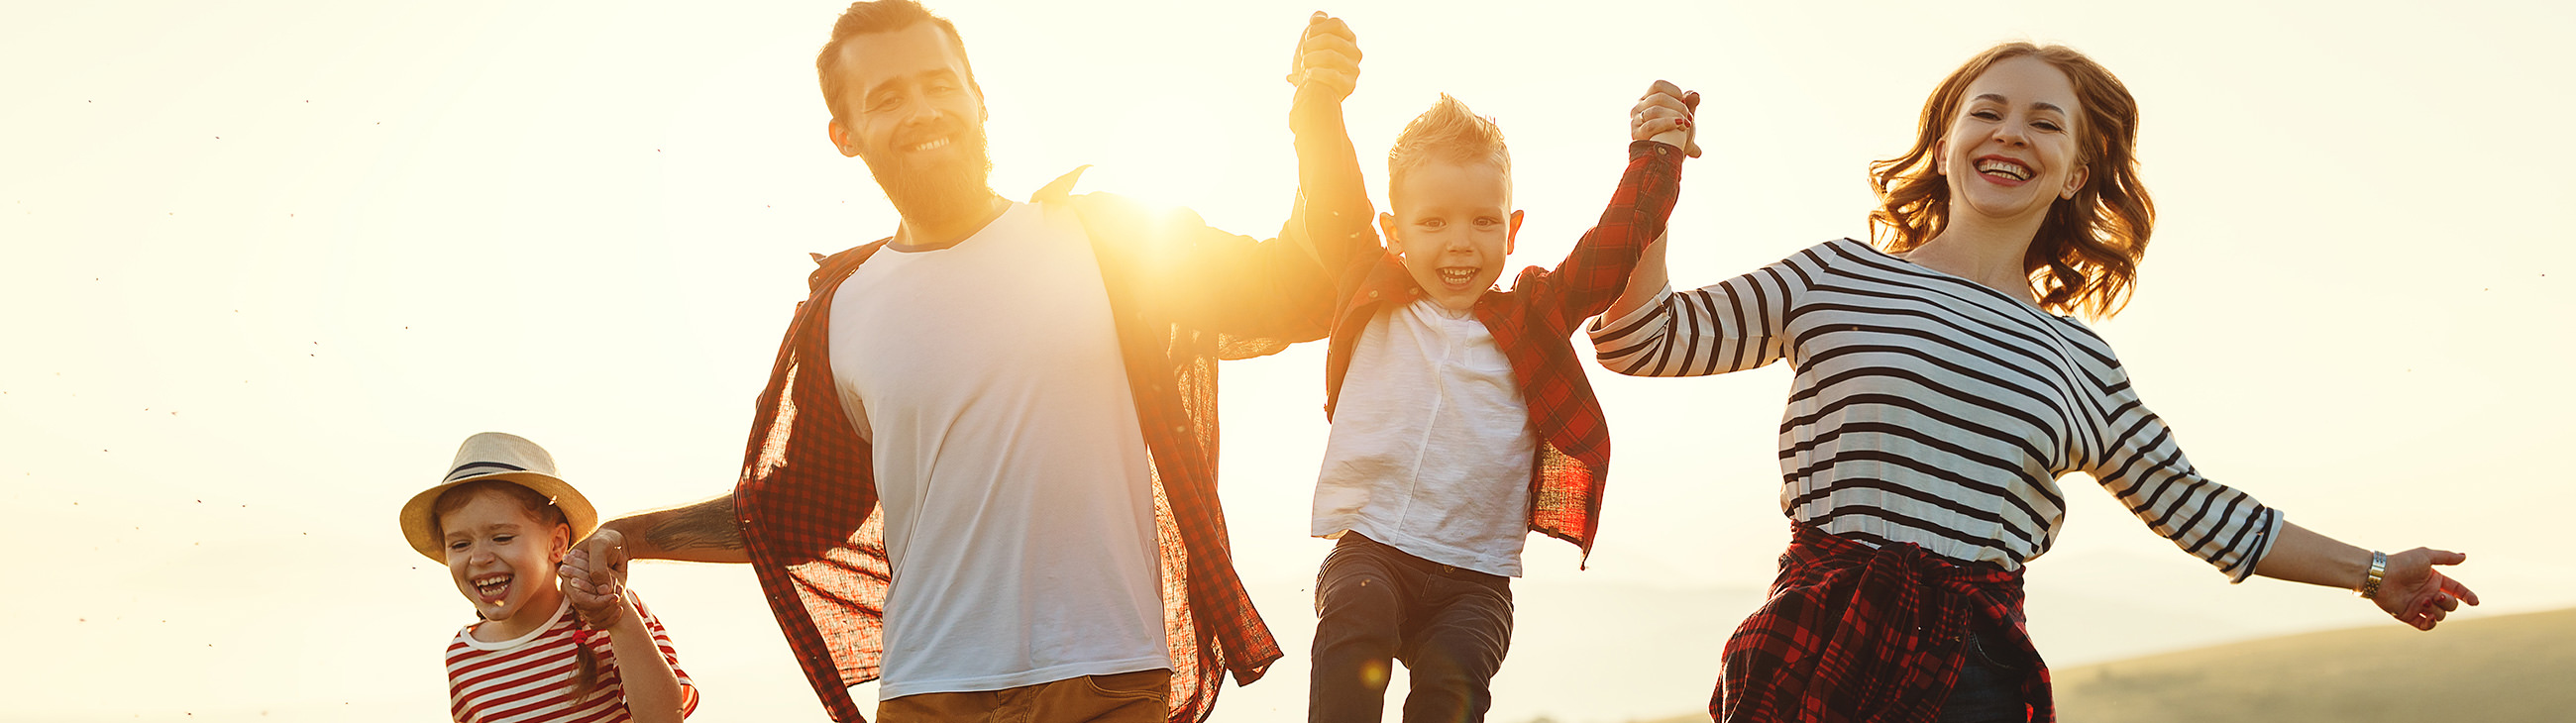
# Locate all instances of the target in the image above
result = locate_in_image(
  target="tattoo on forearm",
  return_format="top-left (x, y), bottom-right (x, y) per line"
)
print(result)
top-left (644, 498), bottom-right (746, 552)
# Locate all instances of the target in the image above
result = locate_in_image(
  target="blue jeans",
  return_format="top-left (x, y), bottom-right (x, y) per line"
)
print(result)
top-left (1935, 628), bottom-right (2030, 723)
top-left (1308, 533), bottom-right (1514, 723)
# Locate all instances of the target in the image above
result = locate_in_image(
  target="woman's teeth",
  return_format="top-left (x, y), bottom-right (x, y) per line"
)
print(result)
top-left (1975, 158), bottom-right (2031, 180)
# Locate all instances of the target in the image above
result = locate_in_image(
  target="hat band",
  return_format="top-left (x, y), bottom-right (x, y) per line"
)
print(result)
top-left (444, 461), bottom-right (529, 482)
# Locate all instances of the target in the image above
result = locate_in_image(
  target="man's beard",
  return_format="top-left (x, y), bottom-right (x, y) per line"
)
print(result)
top-left (859, 127), bottom-right (996, 229)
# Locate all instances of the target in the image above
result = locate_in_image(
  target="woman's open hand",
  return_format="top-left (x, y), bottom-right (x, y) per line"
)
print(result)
top-left (2375, 548), bottom-right (2478, 630)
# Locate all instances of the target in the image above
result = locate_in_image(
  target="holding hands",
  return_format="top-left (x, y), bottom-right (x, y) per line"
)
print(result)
top-left (1631, 80), bottom-right (1701, 157)
top-left (560, 528), bottom-right (633, 629)
top-left (1288, 11), bottom-right (1361, 103)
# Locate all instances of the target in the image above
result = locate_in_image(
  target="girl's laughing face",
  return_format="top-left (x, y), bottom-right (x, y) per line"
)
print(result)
top-left (438, 489), bottom-right (569, 639)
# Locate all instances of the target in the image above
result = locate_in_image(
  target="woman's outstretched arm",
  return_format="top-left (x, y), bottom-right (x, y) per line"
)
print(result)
top-left (1603, 233), bottom-right (1668, 326)
top-left (2253, 521), bottom-right (2478, 630)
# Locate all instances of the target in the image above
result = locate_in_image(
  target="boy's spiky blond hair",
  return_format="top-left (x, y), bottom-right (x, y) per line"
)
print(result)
top-left (1387, 94), bottom-right (1511, 201)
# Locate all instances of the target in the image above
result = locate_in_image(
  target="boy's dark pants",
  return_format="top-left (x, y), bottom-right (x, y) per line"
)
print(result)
top-left (1309, 532), bottom-right (1514, 723)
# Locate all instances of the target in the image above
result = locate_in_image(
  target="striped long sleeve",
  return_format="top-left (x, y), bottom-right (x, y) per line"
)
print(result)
top-left (2074, 338), bottom-right (2284, 580)
top-left (1589, 239), bottom-right (2282, 577)
top-left (1588, 256), bottom-right (1797, 378)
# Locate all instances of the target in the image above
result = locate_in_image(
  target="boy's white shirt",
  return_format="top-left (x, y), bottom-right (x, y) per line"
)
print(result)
top-left (827, 201), bottom-right (1169, 699)
top-left (1314, 298), bottom-right (1538, 577)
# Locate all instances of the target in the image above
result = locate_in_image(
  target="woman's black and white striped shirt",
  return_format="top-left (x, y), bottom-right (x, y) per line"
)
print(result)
top-left (1591, 239), bottom-right (2282, 579)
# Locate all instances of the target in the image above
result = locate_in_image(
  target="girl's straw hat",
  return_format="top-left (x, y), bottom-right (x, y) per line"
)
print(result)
top-left (397, 432), bottom-right (599, 562)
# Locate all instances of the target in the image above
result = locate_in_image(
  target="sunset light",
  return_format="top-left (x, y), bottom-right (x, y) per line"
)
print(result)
top-left (5, 1), bottom-right (2571, 722)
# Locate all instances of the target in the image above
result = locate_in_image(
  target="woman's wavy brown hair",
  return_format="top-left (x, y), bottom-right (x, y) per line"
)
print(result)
top-left (1869, 43), bottom-right (2155, 319)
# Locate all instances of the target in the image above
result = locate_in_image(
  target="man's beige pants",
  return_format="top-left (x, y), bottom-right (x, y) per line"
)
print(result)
top-left (877, 670), bottom-right (1170, 723)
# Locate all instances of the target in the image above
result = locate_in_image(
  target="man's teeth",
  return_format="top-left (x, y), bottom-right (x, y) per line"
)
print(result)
top-left (912, 138), bottom-right (949, 152)
top-left (1976, 159), bottom-right (2031, 180)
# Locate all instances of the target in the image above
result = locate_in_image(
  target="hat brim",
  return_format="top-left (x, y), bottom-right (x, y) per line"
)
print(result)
top-left (398, 471), bottom-right (599, 563)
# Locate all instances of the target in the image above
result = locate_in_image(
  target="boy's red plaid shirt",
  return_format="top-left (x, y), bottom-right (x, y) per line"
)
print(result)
top-left (1314, 140), bottom-right (1686, 561)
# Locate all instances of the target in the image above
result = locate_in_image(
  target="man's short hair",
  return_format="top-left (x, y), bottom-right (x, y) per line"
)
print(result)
top-left (1387, 94), bottom-right (1512, 198)
top-left (815, 0), bottom-right (977, 122)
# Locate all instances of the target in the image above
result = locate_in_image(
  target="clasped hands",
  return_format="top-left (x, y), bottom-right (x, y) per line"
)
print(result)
top-left (559, 528), bottom-right (634, 629)
top-left (1288, 12), bottom-right (1360, 103)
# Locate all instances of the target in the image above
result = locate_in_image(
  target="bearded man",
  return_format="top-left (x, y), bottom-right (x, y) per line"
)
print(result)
top-left (556, 3), bottom-right (1371, 722)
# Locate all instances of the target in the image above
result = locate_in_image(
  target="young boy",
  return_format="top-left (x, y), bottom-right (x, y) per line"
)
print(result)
top-left (1297, 81), bottom-right (1695, 721)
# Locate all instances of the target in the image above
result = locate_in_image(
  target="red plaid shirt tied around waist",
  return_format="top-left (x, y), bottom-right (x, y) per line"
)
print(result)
top-left (728, 162), bottom-right (1351, 720)
top-left (1309, 141), bottom-right (1685, 562)
top-left (1717, 524), bottom-right (2051, 723)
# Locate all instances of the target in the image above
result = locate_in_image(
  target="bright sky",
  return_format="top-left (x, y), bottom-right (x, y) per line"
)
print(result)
top-left (5, 1), bottom-right (2571, 721)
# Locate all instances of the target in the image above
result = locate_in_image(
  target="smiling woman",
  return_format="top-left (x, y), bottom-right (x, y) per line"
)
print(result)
top-left (1871, 43), bottom-right (2151, 319)
top-left (1590, 41), bottom-right (2481, 723)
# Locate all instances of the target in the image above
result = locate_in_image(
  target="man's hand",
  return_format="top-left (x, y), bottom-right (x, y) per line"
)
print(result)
top-left (560, 528), bottom-right (631, 629)
top-left (1632, 80), bottom-right (1701, 158)
top-left (2374, 547), bottom-right (2479, 631)
top-left (1288, 11), bottom-right (1361, 103)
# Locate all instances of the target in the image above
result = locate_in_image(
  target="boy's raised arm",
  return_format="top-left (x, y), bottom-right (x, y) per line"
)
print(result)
top-left (1288, 11), bottom-right (1377, 275)
top-left (1535, 81), bottom-right (1696, 328)
top-left (1604, 82), bottom-right (1699, 323)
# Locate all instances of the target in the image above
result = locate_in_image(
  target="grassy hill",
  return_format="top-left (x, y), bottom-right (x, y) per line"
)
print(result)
top-left (1626, 606), bottom-right (2576, 723)
top-left (2054, 606), bottom-right (2576, 722)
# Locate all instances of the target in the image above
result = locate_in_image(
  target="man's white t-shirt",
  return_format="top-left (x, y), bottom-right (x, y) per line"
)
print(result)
top-left (1313, 298), bottom-right (1539, 576)
top-left (827, 201), bottom-right (1168, 699)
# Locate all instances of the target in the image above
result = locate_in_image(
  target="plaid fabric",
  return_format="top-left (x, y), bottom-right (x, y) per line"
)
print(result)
top-left (1313, 141), bottom-right (1684, 561)
top-left (1715, 523), bottom-right (2050, 723)
top-left (730, 166), bottom-right (1339, 721)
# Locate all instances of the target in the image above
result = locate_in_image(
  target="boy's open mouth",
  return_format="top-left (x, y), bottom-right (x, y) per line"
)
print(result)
top-left (1438, 266), bottom-right (1478, 286)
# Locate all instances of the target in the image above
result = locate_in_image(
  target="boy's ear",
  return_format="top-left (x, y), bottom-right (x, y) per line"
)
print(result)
top-left (1377, 212), bottom-right (1403, 255)
top-left (1506, 209), bottom-right (1525, 256)
top-left (828, 119), bottom-right (860, 158)
top-left (549, 523), bottom-right (573, 561)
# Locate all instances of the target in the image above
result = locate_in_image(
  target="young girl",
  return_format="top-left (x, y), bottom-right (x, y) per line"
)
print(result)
top-left (400, 432), bottom-right (699, 722)
top-left (1599, 46), bottom-right (2478, 722)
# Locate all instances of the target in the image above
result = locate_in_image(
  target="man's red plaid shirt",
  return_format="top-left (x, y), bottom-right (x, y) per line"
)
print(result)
top-left (1307, 140), bottom-right (1686, 561)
